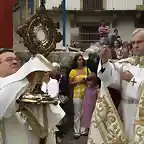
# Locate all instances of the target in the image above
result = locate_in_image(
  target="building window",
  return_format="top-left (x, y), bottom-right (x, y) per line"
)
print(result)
top-left (56, 22), bottom-right (60, 29)
top-left (135, 12), bottom-right (144, 28)
top-left (80, 26), bottom-right (99, 43)
top-left (83, 0), bottom-right (103, 10)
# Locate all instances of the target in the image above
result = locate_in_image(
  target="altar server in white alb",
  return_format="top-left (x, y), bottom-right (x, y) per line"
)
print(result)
top-left (0, 49), bottom-right (65, 144)
top-left (41, 64), bottom-right (60, 144)
top-left (88, 28), bottom-right (144, 143)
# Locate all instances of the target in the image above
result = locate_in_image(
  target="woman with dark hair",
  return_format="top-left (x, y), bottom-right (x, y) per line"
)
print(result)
top-left (112, 40), bottom-right (122, 59)
top-left (71, 54), bottom-right (86, 69)
top-left (113, 40), bottom-right (121, 49)
top-left (120, 41), bottom-right (129, 59)
top-left (128, 42), bottom-right (133, 56)
top-left (69, 54), bottom-right (90, 139)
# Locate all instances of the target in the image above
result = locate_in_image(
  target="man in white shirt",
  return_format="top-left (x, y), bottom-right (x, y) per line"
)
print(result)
top-left (41, 71), bottom-right (59, 98)
top-left (0, 48), bottom-right (20, 77)
top-left (0, 48), bottom-right (20, 144)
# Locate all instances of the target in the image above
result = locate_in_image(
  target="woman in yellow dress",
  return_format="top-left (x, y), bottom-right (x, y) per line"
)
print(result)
top-left (69, 54), bottom-right (90, 139)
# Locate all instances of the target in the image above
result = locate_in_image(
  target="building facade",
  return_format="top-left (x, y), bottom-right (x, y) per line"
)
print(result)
top-left (45, 0), bottom-right (144, 49)
top-left (13, 0), bottom-right (144, 50)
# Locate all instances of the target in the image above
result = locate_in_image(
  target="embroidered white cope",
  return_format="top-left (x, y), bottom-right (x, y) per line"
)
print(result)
top-left (88, 57), bottom-right (144, 144)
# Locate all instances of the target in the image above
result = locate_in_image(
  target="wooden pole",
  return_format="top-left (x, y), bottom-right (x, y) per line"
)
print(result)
top-left (25, 0), bottom-right (29, 20)
top-left (19, 0), bottom-right (23, 25)
top-left (62, 0), bottom-right (66, 50)
top-left (34, 0), bottom-right (38, 13)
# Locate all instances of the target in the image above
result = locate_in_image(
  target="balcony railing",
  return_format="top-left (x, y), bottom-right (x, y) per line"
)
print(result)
top-left (83, 0), bottom-right (103, 10)
top-left (71, 33), bottom-right (100, 44)
top-left (70, 33), bottom-right (100, 49)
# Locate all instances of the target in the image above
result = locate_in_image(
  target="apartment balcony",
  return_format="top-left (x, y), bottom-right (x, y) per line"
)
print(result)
top-left (45, 0), bottom-right (143, 11)
top-left (106, 0), bottom-right (143, 10)
top-left (45, 0), bottom-right (81, 10)
top-left (83, 0), bottom-right (103, 10)
top-left (136, 5), bottom-right (144, 10)
top-left (45, 0), bottom-right (103, 10)
top-left (71, 33), bottom-right (100, 49)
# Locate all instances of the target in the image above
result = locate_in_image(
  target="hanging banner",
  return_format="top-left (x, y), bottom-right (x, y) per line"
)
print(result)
top-left (0, 0), bottom-right (16, 48)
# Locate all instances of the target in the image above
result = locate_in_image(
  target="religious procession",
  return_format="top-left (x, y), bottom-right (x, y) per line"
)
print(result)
top-left (1, 0), bottom-right (144, 144)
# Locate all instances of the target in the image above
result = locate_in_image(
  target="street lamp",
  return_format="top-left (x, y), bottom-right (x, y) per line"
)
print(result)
top-left (83, 48), bottom-right (94, 76)
top-left (62, 0), bottom-right (66, 50)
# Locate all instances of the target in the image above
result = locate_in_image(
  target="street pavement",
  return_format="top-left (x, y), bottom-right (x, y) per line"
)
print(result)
top-left (0, 129), bottom-right (87, 144)
top-left (61, 130), bottom-right (87, 144)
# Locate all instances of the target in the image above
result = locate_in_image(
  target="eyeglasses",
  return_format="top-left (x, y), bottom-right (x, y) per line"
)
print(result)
top-left (0, 57), bottom-right (20, 64)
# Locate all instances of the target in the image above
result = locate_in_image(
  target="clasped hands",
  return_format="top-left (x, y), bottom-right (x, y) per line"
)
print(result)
top-left (99, 46), bottom-right (134, 82)
top-left (76, 78), bottom-right (86, 84)
top-left (121, 70), bottom-right (134, 82)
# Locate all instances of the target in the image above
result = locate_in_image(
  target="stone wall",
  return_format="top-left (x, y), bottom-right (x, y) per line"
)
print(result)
top-left (16, 50), bottom-right (78, 68)
top-left (48, 51), bottom-right (78, 67)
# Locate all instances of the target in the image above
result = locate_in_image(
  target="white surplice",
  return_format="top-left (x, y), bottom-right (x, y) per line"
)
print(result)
top-left (40, 79), bottom-right (60, 144)
top-left (0, 54), bottom-right (65, 144)
top-left (97, 58), bottom-right (144, 140)
top-left (41, 78), bottom-right (59, 98)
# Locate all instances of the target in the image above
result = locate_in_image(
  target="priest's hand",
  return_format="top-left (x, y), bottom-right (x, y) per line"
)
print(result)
top-left (99, 45), bottom-right (111, 64)
top-left (17, 103), bottom-right (25, 112)
top-left (122, 71), bottom-right (133, 82)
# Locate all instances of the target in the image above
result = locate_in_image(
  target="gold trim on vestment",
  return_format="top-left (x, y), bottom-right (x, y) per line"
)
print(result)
top-left (134, 81), bottom-right (144, 143)
top-left (17, 99), bottom-right (57, 104)
top-left (88, 87), bottom-right (129, 144)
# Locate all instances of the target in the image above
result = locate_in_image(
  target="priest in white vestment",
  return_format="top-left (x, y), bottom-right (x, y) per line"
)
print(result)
top-left (0, 52), bottom-right (65, 144)
top-left (88, 29), bottom-right (144, 143)
top-left (0, 48), bottom-right (21, 144)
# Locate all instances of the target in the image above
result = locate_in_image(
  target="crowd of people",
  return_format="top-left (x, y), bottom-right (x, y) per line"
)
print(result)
top-left (53, 32), bottom-right (134, 142)
top-left (1, 20), bottom-right (144, 144)
top-left (69, 54), bottom-right (98, 139)
top-left (56, 27), bottom-right (144, 143)
top-left (98, 20), bottom-right (133, 60)
top-left (43, 54), bottom-right (99, 143)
